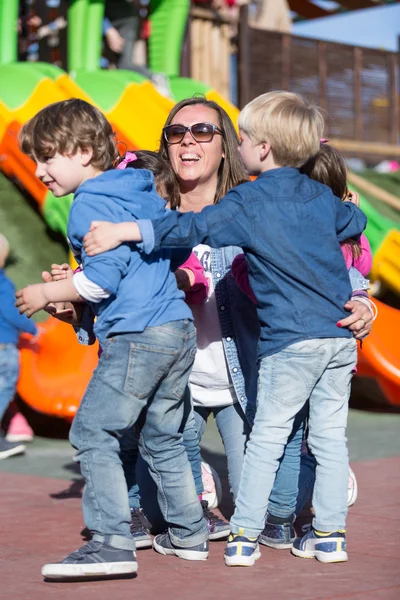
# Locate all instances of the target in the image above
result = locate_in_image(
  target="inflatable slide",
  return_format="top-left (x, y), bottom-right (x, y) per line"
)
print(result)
top-left (0, 0), bottom-right (400, 418)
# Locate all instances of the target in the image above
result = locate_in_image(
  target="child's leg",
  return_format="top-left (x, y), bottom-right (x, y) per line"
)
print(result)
top-left (267, 405), bottom-right (307, 519)
top-left (0, 345), bottom-right (19, 422)
top-left (120, 427), bottom-right (141, 509)
top-left (69, 338), bottom-right (156, 549)
top-left (230, 340), bottom-right (328, 540)
top-left (213, 403), bottom-right (249, 501)
top-left (181, 390), bottom-right (203, 497)
top-left (306, 339), bottom-right (357, 533)
top-left (136, 320), bottom-right (208, 551)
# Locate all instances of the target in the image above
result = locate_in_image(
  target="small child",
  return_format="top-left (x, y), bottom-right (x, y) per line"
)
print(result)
top-left (16, 99), bottom-right (208, 581)
top-left (50, 150), bottom-right (225, 545)
top-left (230, 140), bottom-right (374, 531)
top-left (82, 91), bottom-right (367, 566)
top-left (0, 234), bottom-right (37, 458)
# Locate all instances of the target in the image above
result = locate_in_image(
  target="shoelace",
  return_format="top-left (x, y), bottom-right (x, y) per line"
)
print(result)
top-left (201, 499), bottom-right (223, 524)
top-left (130, 508), bottom-right (152, 533)
top-left (68, 540), bottom-right (102, 559)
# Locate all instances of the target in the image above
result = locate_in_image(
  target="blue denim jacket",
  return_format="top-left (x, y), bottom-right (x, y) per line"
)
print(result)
top-left (211, 246), bottom-right (259, 426)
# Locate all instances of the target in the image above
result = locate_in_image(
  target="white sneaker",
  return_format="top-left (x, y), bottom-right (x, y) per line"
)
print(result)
top-left (348, 465), bottom-right (358, 507)
top-left (201, 461), bottom-right (222, 509)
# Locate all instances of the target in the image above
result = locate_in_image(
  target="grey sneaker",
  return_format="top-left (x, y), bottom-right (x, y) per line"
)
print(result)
top-left (130, 508), bottom-right (153, 549)
top-left (0, 431), bottom-right (25, 460)
top-left (41, 540), bottom-right (138, 580)
top-left (259, 513), bottom-right (295, 549)
top-left (201, 500), bottom-right (230, 540)
top-left (153, 532), bottom-right (209, 561)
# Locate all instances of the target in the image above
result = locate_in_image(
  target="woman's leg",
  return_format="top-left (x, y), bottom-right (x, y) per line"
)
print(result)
top-left (213, 403), bottom-right (249, 502)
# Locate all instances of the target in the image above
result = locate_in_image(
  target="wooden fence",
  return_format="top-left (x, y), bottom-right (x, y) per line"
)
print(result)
top-left (184, 5), bottom-right (399, 156)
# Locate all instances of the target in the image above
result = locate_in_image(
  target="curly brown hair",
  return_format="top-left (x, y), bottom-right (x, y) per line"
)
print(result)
top-left (19, 99), bottom-right (118, 171)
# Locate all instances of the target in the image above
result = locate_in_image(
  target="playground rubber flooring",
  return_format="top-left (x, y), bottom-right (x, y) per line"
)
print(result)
top-left (1, 393), bottom-right (400, 600)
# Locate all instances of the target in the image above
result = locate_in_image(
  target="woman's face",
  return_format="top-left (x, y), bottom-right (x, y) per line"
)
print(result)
top-left (166, 105), bottom-right (225, 192)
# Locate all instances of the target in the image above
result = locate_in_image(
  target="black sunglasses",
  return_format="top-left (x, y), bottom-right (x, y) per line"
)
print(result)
top-left (163, 122), bottom-right (224, 145)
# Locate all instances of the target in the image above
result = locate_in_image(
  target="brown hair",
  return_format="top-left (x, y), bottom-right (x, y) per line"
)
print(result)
top-left (238, 91), bottom-right (324, 168)
top-left (116, 150), bottom-right (180, 206)
top-left (301, 143), bottom-right (362, 259)
top-left (159, 97), bottom-right (248, 206)
top-left (19, 99), bottom-right (118, 171)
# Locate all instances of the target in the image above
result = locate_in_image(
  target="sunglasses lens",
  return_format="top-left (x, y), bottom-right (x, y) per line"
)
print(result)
top-left (165, 125), bottom-right (186, 144)
top-left (191, 123), bottom-right (214, 142)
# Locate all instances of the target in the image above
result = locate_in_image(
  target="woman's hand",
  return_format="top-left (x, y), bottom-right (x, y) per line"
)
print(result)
top-left (337, 298), bottom-right (373, 339)
top-left (41, 271), bottom-right (82, 325)
top-left (175, 268), bottom-right (195, 292)
top-left (48, 263), bottom-right (74, 281)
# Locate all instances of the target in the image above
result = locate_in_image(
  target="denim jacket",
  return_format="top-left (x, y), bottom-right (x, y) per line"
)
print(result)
top-left (212, 246), bottom-right (259, 427)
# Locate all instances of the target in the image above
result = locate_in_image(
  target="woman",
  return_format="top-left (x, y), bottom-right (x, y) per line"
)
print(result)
top-left (84, 97), bottom-right (373, 547)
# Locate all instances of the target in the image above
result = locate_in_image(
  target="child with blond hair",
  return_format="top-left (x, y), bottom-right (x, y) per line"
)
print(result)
top-left (82, 91), bottom-right (367, 566)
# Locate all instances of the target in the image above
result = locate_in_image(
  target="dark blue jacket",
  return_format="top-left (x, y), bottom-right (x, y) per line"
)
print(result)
top-left (138, 168), bottom-right (367, 359)
top-left (0, 269), bottom-right (37, 344)
top-left (68, 169), bottom-right (192, 346)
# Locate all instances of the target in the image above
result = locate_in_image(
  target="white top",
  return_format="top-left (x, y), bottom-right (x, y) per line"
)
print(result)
top-left (73, 271), bottom-right (110, 302)
top-left (189, 244), bottom-right (237, 408)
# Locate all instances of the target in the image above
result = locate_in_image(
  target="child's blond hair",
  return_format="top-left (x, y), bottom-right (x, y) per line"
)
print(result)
top-left (19, 99), bottom-right (119, 171)
top-left (238, 91), bottom-right (324, 168)
top-left (0, 233), bottom-right (10, 268)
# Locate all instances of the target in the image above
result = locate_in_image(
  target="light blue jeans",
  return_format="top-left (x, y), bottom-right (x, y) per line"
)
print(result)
top-left (70, 320), bottom-right (208, 550)
top-left (195, 401), bottom-right (306, 517)
top-left (0, 344), bottom-right (19, 422)
top-left (231, 338), bottom-right (357, 537)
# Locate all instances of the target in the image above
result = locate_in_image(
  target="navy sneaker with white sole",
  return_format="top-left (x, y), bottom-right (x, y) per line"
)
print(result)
top-left (291, 528), bottom-right (348, 563)
top-left (41, 540), bottom-right (138, 580)
top-left (224, 531), bottom-right (261, 567)
top-left (153, 532), bottom-right (209, 561)
top-left (130, 507), bottom-right (153, 549)
top-left (259, 513), bottom-right (295, 549)
top-left (201, 500), bottom-right (230, 540)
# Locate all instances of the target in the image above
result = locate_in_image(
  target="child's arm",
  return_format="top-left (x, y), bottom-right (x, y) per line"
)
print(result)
top-left (335, 196), bottom-right (367, 243)
top-left (231, 254), bottom-right (257, 304)
top-left (84, 189), bottom-right (252, 255)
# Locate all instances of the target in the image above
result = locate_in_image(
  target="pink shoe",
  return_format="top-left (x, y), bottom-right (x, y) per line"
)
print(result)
top-left (6, 413), bottom-right (34, 443)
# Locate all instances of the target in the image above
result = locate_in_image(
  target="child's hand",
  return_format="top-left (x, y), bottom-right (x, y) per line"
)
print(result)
top-left (49, 263), bottom-right (73, 280)
top-left (344, 191), bottom-right (360, 207)
top-left (83, 221), bottom-right (126, 256)
top-left (175, 268), bottom-right (195, 292)
top-left (15, 284), bottom-right (49, 317)
top-left (41, 270), bottom-right (81, 324)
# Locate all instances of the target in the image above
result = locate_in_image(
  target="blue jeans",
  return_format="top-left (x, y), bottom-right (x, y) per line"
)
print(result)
top-left (194, 403), bottom-right (250, 501)
top-left (70, 320), bottom-right (208, 550)
top-left (0, 344), bottom-right (19, 422)
top-left (231, 338), bottom-right (357, 537)
top-left (194, 402), bottom-right (305, 518)
top-left (125, 392), bottom-right (203, 511)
